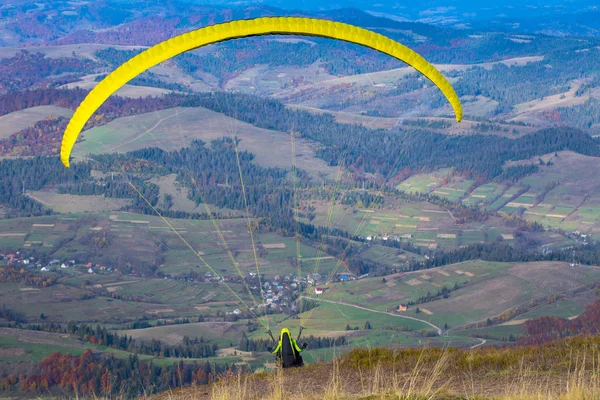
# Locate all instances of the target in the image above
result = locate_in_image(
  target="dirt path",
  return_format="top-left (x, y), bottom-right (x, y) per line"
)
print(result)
top-left (109, 108), bottom-right (191, 152)
top-left (448, 277), bottom-right (600, 333)
top-left (470, 338), bottom-right (486, 349)
top-left (25, 191), bottom-right (51, 208)
top-left (308, 297), bottom-right (443, 335)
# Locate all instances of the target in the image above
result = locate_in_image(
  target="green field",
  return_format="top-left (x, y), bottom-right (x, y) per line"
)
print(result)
top-left (0, 276), bottom-right (260, 326)
top-left (72, 106), bottom-right (336, 179)
top-left (517, 300), bottom-right (581, 321)
top-left (500, 192), bottom-right (536, 214)
top-left (0, 212), bottom-right (336, 280)
top-left (0, 336), bottom-right (85, 363)
top-left (303, 199), bottom-right (497, 251)
top-left (0, 327), bottom-right (244, 367)
top-left (105, 298), bottom-right (491, 367)
top-left (318, 260), bottom-right (600, 330)
top-left (396, 170), bottom-right (473, 203)
top-left (62, 275), bottom-right (249, 312)
top-left (463, 183), bottom-right (506, 207)
top-left (456, 292), bottom-right (598, 341)
top-left (0, 328), bottom-right (86, 363)
top-left (396, 168), bottom-right (453, 195)
top-left (253, 301), bottom-right (437, 341)
top-left (431, 178), bottom-right (475, 202)
top-left (301, 196), bottom-right (567, 252)
top-left (459, 324), bottom-right (527, 340)
top-left (358, 245), bottom-right (423, 268)
top-left (515, 291), bottom-right (597, 321)
top-left (122, 321), bottom-right (247, 347)
top-left (498, 152), bottom-right (600, 233)
top-left (460, 229), bottom-right (485, 245)
top-left (304, 202), bottom-right (420, 237)
top-left (487, 185), bottom-right (524, 211)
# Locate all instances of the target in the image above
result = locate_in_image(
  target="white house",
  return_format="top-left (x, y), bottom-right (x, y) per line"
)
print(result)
top-left (61, 263), bottom-right (68, 269)
top-left (315, 287), bottom-right (323, 295)
top-left (22, 259), bottom-right (30, 265)
top-left (40, 266), bottom-right (49, 272)
top-left (88, 268), bottom-right (94, 274)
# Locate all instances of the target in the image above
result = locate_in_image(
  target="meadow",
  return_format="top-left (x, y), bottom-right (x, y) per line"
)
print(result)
top-left (386, 151), bottom-right (600, 235)
top-left (319, 260), bottom-right (600, 329)
top-left (302, 198), bottom-right (523, 251)
top-left (0, 212), bottom-right (339, 279)
top-left (501, 151), bottom-right (600, 233)
top-left (0, 328), bottom-right (86, 363)
top-left (0, 105), bottom-right (73, 138)
top-left (163, 336), bottom-right (600, 400)
top-left (72, 106), bottom-right (337, 179)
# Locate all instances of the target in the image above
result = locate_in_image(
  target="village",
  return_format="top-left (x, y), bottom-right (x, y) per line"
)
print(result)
top-left (202, 270), bottom-right (356, 314)
top-left (2, 223), bottom-right (591, 322)
top-left (1, 251), bottom-right (117, 275)
top-left (0, 250), bottom-right (359, 315)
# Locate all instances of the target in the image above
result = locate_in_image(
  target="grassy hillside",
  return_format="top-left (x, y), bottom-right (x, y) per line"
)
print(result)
top-left (300, 196), bottom-right (568, 251)
top-left (0, 212), bottom-right (343, 279)
top-left (73, 106), bottom-right (337, 179)
top-left (319, 260), bottom-right (600, 329)
top-left (0, 105), bottom-right (73, 138)
top-left (0, 327), bottom-right (87, 363)
top-left (506, 151), bottom-right (600, 233)
top-left (153, 335), bottom-right (600, 400)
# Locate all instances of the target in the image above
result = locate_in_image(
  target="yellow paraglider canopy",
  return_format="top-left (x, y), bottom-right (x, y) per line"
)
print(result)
top-left (60, 16), bottom-right (463, 168)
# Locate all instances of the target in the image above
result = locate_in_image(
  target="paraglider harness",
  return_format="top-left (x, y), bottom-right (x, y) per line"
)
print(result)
top-left (267, 327), bottom-right (307, 368)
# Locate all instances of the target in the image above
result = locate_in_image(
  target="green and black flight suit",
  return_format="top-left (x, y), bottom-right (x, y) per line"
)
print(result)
top-left (271, 328), bottom-right (305, 368)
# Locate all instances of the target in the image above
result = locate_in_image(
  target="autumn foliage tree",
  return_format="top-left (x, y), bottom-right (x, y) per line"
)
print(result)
top-left (10, 349), bottom-right (234, 397)
top-left (521, 299), bottom-right (600, 345)
top-left (0, 264), bottom-right (56, 287)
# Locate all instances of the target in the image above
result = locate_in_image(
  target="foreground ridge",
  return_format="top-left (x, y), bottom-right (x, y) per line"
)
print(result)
top-left (152, 335), bottom-right (600, 400)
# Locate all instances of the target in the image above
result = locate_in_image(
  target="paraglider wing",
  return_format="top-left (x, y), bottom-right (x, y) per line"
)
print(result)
top-left (60, 16), bottom-right (463, 168)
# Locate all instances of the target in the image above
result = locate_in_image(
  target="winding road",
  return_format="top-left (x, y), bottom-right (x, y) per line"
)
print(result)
top-left (109, 107), bottom-right (191, 152)
top-left (306, 297), bottom-right (443, 335)
top-left (470, 338), bottom-right (487, 349)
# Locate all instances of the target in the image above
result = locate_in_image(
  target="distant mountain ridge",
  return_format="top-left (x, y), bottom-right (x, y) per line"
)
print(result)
top-left (1, 0), bottom-right (599, 47)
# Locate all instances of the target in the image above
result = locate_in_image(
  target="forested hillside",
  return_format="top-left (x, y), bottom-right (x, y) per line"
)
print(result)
top-left (184, 92), bottom-right (600, 179)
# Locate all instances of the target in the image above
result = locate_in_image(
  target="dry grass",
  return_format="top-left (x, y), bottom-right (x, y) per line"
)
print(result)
top-left (61, 79), bottom-right (173, 98)
top-left (0, 105), bottom-right (73, 138)
top-left (27, 190), bottom-right (132, 213)
top-left (147, 336), bottom-right (600, 400)
top-left (286, 104), bottom-right (399, 130)
top-left (75, 106), bottom-right (337, 179)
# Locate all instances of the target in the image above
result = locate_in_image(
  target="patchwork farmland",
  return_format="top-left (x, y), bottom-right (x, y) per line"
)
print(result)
top-left (0, 212), bottom-right (343, 279)
top-left (318, 260), bottom-right (600, 329)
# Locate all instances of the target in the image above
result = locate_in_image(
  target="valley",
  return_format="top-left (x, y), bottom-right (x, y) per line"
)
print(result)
top-left (1, 1), bottom-right (600, 397)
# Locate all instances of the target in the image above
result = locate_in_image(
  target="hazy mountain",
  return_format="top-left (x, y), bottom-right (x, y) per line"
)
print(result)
top-left (172, 0), bottom-right (599, 22)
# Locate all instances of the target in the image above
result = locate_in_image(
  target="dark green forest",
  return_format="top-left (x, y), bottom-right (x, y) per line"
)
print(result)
top-left (182, 92), bottom-right (600, 179)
